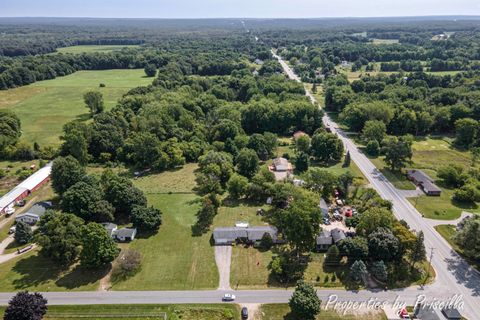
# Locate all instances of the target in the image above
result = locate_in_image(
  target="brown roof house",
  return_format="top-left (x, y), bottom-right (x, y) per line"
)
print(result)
top-left (406, 169), bottom-right (442, 196)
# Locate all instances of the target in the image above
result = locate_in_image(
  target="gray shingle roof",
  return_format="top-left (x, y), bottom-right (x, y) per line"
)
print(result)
top-left (213, 226), bottom-right (278, 244)
top-left (273, 157), bottom-right (289, 171)
top-left (27, 201), bottom-right (52, 216)
top-left (114, 228), bottom-right (136, 238)
top-left (331, 228), bottom-right (346, 243)
top-left (316, 230), bottom-right (333, 245)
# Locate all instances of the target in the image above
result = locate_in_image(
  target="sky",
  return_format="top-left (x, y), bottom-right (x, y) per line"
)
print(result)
top-left (1, 0), bottom-right (480, 18)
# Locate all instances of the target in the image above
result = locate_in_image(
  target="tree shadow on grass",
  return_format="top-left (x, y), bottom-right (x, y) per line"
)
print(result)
top-left (75, 113), bottom-right (91, 122)
top-left (55, 264), bottom-right (111, 290)
top-left (11, 253), bottom-right (65, 290)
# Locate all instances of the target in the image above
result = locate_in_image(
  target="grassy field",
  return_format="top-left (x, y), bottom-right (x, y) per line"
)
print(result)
top-left (0, 69), bottom-right (152, 146)
top-left (259, 304), bottom-right (386, 320)
top-left (56, 45), bottom-right (140, 54)
top-left (406, 137), bottom-right (480, 219)
top-left (434, 225), bottom-right (480, 271)
top-left (112, 164), bottom-right (218, 290)
top-left (0, 249), bottom-right (107, 292)
top-left (0, 304), bottom-right (241, 320)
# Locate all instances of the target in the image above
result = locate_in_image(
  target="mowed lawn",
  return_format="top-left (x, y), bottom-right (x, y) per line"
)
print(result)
top-left (0, 69), bottom-right (153, 146)
top-left (259, 304), bottom-right (387, 320)
top-left (407, 137), bottom-right (480, 219)
top-left (113, 164), bottom-right (219, 290)
top-left (0, 249), bottom-right (107, 292)
top-left (0, 304), bottom-right (241, 320)
top-left (56, 45), bottom-right (140, 54)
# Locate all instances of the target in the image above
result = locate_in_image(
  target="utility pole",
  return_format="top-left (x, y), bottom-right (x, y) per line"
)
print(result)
top-left (423, 247), bottom-right (434, 286)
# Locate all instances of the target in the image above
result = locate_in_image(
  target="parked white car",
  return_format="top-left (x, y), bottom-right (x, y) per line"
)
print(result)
top-left (5, 206), bottom-right (15, 216)
top-left (222, 293), bottom-right (236, 301)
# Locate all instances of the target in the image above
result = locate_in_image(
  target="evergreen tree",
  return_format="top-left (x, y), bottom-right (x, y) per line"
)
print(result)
top-left (14, 221), bottom-right (32, 245)
top-left (350, 260), bottom-right (368, 283)
top-left (289, 280), bottom-right (321, 320)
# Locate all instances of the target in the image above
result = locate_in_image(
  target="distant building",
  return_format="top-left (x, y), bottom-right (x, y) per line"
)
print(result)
top-left (254, 59), bottom-right (264, 65)
top-left (293, 131), bottom-right (308, 141)
top-left (213, 226), bottom-right (278, 245)
top-left (0, 163), bottom-right (52, 215)
top-left (114, 228), bottom-right (137, 242)
top-left (15, 201), bottom-right (52, 225)
top-left (414, 304), bottom-right (462, 320)
top-left (271, 157), bottom-right (293, 181)
top-left (406, 169), bottom-right (442, 196)
top-left (316, 230), bottom-right (333, 251)
top-left (101, 223), bottom-right (136, 242)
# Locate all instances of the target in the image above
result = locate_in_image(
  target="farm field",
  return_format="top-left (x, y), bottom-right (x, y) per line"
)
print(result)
top-left (55, 45), bottom-right (140, 54)
top-left (0, 69), bottom-right (153, 146)
top-left (0, 304), bottom-right (241, 320)
top-left (112, 164), bottom-right (219, 290)
top-left (258, 304), bottom-right (387, 320)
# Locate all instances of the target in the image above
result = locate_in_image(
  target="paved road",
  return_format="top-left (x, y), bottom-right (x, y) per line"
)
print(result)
top-left (272, 50), bottom-right (480, 319)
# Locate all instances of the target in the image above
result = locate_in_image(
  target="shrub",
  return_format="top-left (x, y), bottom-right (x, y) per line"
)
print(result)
top-left (366, 140), bottom-right (380, 156)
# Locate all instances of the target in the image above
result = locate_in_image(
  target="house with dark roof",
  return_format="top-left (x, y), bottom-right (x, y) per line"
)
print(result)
top-left (414, 305), bottom-right (462, 320)
top-left (331, 228), bottom-right (346, 243)
top-left (113, 228), bottom-right (137, 242)
top-left (15, 201), bottom-right (52, 225)
top-left (213, 226), bottom-right (278, 245)
top-left (316, 230), bottom-right (333, 251)
top-left (406, 169), bottom-right (442, 196)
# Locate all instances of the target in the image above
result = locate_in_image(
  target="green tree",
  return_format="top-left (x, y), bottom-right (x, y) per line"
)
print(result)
top-left (409, 231), bottom-right (426, 270)
top-left (454, 118), bottom-right (478, 148)
top-left (356, 207), bottom-right (395, 236)
top-left (296, 135), bottom-right (311, 154)
top-left (81, 222), bottom-right (119, 267)
top-left (289, 280), bottom-right (321, 320)
top-left (102, 171), bottom-right (147, 217)
top-left (382, 136), bottom-right (413, 171)
top-left (0, 110), bottom-right (22, 150)
top-left (454, 216), bottom-right (480, 260)
top-left (370, 260), bottom-right (388, 282)
top-left (14, 221), bottom-right (32, 245)
top-left (61, 180), bottom-right (103, 221)
top-left (337, 237), bottom-right (369, 262)
top-left (437, 165), bottom-right (468, 188)
top-left (362, 120), bottom-right (386, 143)
top-left (366, 140), bottom-right (380, 156)
top-left (324, 244), bottom-right (341, 266)
top-left (294, 152), bottom-right (310, 173)
top-left (144, 64), bottom-right (157, 77)
top-left (236, 148), bottom-right (259, 179)
top-left (227, 173), bottom-right (249, 199)
top-left (51, 156), bottom-right (86, 195)
top-left (368, 227), bottom-right (401, 262)
top-left (35, 211), bottom-right (84, 265)
top-left (60, 130), bottom-right (89, 165)
top-left (194, 197), bottom-right (217, 234)
top-left (4, 291), bottom-right (47, 320)
top-left (343, 151), bottom-right (351, 167)
top-left (350, 260), bottom-right (368, 283)
top-left (305, 168), bottom-right (337, 199)
top-left (311, 132), bottom-right (343, 163)
top-left (83, 91), bottom-right (105, 116)
top-left (131, 206), bottom-right (162, 231)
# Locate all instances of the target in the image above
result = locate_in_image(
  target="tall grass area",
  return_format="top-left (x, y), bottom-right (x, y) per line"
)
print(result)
top-left (0, 69), bottom-right (153, 146)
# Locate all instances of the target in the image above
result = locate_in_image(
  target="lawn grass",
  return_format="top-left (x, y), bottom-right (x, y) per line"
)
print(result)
top-left (302, 253), bottom-right (346, 288)
top-left (434, 224), bottom-right (480, 271)
top-left (369, 157), bottom-right (416, 190)
top-left (259, 304), bottom-right (386, 320)
top-left (0, 249), bottom-right (107, 292)
top-left (112, 165), bottom-right (218, 290)
top-left (0, 69), bottom-right (153, 146)
top-left (406, 137), bottom-right (480, 219)
top-left (56, 45), bottom-right (140, 54)
top-left (0, 304), bottom-right (241, 320)
top-left (230, 245), bottom-right (276, 289)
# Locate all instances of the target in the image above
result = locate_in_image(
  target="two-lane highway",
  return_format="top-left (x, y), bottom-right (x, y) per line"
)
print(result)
top-left (272, 49), bottom-right (480, 319)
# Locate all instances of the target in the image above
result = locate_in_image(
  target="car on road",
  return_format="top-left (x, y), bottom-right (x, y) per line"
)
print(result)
top-left (241, 307), bottom-right (248, 319)
top-left (222, 293), bottom-right (236, 301)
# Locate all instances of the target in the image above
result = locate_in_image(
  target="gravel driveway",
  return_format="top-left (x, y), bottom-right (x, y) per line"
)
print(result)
top-left (214, 245), bottom-right (232, 290)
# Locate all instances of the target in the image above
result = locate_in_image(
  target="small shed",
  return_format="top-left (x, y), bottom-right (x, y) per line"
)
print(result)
top-left (273, 157), bottom-right (290, 172)
top-left (114, 228), bottom-right (137, 242)
top-left (316, 230), bottom-right (333, 251)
